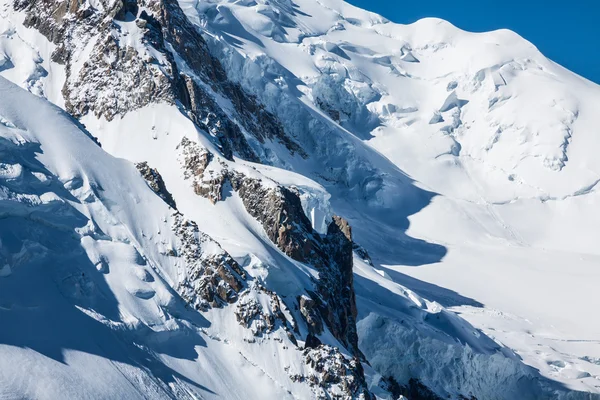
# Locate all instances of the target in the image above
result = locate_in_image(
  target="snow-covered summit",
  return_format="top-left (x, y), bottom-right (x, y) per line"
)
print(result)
top-left (0, 0), bottom-right (599, 398)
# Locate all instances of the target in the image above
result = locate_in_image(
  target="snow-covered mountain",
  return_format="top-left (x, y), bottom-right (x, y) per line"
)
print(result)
top-left (0, 0), bottom-right (599, 398)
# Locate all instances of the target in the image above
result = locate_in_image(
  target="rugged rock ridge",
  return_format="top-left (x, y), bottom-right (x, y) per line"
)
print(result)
top-left (231, 177), bottom-right (361, 357)
top-left (235, 283), bottom-right (298, 345)
top-left (135, 161), bottom-right (177, 208)
top-left (177, 137), bottom-right (227, 203)
top-left (178, 138), bottom-right (362, 358)
top-left (14, 0), bottom-right (303, 161)
top-left (176, 137), bottom-right (372, 395)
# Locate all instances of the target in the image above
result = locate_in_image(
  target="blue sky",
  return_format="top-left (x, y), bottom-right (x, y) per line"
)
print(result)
top-left (346, 0), bottom-right (600, 84)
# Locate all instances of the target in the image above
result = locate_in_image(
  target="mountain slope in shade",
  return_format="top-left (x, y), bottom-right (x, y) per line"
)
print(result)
top-left (0, 0), bottom-right (599, 398)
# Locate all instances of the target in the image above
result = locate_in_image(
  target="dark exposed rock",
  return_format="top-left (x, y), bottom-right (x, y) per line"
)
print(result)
top-left (305, 333), bottom-right (322, 349)
top-left (353, 242), bottom-right (374, 266)
top-left (177, 137), bottom-right (228, 204)
top-left (234, 184), bottom-right (361, 356)
top-left (178, 141), bottom-right (361, 357)
top-left (172, 212), bottom-right (246, 310)
top-left (299, 295), bottom-right (323, 334)
top-left (135, 161), bottom-right (177, 209)
top-left (317, 216), bottom-right (360, 355)
top-left (114, 0), bottom-right (139, 21)
top-left (15, 0), bottom-right (303, 161)
top-left (379, 376), bottom-right (404, 400)
top-left (16, 0), bottom-right (68, 42)
top-left (182, 76), bottom-right (258, 161)
top-left (235, 295), bottom-right (271, 334)
top-left (230, 176), bottom-right (316, 262)
top-left (234, 284), bottom-right (299, 346)
top-left (236, 184), bottom-right (362, 357)
top-left (193, 172), bottom-right (228, 204)
top-left (50, 43), bottom-right (69, 64)
top-left (178, 137), bottom-right (212, 177)
top-left (289, 344), bottom-right (374, 400)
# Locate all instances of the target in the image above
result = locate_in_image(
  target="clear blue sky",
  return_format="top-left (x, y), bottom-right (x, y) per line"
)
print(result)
top-left (346, 0), bottom-right (600, 84)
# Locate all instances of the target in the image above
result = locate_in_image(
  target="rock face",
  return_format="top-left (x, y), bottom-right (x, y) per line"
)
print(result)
top-left (231, 176), bottom-right (315, 262)
top-left (172, 212), bottom-right (246, 310)
top-left (178, 139), bottom-right (361, 357)
top-left (135, 161), bottom-right (177, 209)
top-left (14, 0), bottom-right (303, 161)
top-left (233, 179), bottom-right (361, 357)
top-left (235, 284), bottom-right (298, 344)
top-left (318, 216), bottom-right (359, 355)
top-left (299, 295), bottom-right (323, 335)
top-left (290, 345), bottom-right (373, 400)
top-left (178, 137), bottom-right (227, 204)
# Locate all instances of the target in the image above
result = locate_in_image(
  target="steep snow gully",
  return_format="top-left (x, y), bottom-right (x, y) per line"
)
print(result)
top-left (0, 0), bottom-right (599, 399)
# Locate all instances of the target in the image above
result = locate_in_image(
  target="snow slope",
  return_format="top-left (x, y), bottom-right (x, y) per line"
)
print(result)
top-left (0, 0), bottom-right (599, 398)
top-left (0, 70), bottom-right (537, 400)
top-left (172, 0), bottom-right (600, 395)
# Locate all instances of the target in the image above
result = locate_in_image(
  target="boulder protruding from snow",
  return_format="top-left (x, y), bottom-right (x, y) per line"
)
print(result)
top-left (135, 161), bottom-right (177, 209)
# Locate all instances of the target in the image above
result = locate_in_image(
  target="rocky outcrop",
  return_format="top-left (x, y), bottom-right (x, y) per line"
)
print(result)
top-left (231, 175), bottom-right (361, 355)
top-left (172, 212), bottom-right (246, 310)
top-left (235, 284), bottom-right (298, 345)
top-left (172, 206), bottom-right (366, 398)
top-left (230, 176), bottom-right (316, 261)
top-left (233, 179), bottom-right (361, 356)
top-left (289, 345), bottom-right (373, 400)
top-left (14, 0), bottom-right (303, 161)
top-left (135, 161), bottom-right (177, 208)
top-left (318, 217), bottom-right (359, 353)
top-left (177, 137), bottom-right (228, 203)
top-left (16, 0), bottom-right (178, 118)
top-left (236, 294), bottom-right (275, 336)
top-left (178, 139), bottom-right (361, 356)
top-left (299, 295), bottom-right (323, 335)
top-left (240, 186), bottom-right (361, 356)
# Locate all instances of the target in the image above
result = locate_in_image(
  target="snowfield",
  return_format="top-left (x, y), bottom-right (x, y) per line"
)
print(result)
top-left (0, 0), bottom-right (599, 398)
